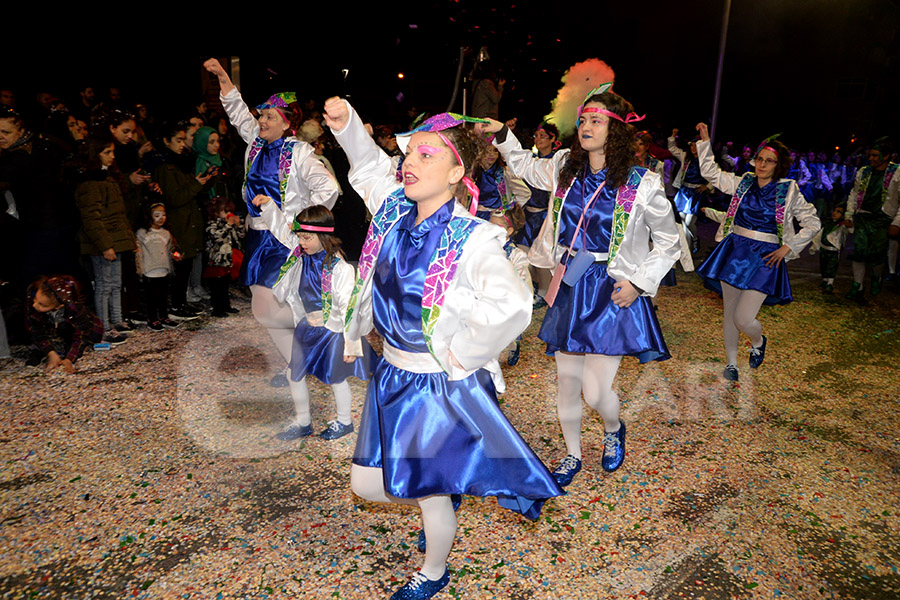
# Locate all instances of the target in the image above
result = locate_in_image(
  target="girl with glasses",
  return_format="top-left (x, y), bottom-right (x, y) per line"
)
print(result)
top-left (695, 122), bottom-right (820, 382)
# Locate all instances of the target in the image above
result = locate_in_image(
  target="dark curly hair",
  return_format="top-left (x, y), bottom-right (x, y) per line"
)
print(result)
top-left (559, 91), bottom-right (637, 190)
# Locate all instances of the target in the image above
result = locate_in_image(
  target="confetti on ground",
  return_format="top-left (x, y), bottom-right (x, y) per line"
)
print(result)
top-left (1, 238), bottom-right (898, 599)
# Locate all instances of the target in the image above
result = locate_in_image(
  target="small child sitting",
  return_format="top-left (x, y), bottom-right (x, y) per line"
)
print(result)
top-left (26, 276), bottom-right (104, 373)
top-left (810, 204), bottom-right (848, 294)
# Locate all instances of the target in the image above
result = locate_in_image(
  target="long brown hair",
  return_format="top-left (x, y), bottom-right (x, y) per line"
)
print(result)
top-left (559, 91), bottom-right (637, 190)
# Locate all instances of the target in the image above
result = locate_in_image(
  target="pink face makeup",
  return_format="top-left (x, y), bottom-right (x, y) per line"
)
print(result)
top-left (416, 144), bottom-right (443, 156)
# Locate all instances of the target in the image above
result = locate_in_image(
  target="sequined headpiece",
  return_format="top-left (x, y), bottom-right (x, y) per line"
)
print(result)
top-left (396, 113), bottom-right (490, 216)
top-left (256, 92), bottom-right (297, 111)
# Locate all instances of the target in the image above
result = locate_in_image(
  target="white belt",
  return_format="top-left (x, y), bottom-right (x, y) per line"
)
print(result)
top-left (525, 206), bottom-right (547, 213)
top-left (563, 246), bottom-right (609, 262)
top-left (681, 182), bottom-right (703, 189)
top-left (382, 341), bottom-right (444, 373)
top-left (733, 225), bottom-right (779, 244)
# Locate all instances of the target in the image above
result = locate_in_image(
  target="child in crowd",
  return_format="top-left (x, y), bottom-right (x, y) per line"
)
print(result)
top-left (253, 199), bottom-right (372, 440)
top-left (204, 198), bottom-right (244, 317)
top-left (75, 137), bottom-right (137, 345)
top-left (810, 204), bottom-right (848, 294)
top-left (136, 203), bottom-right (179, 331)
top-left (26, 276), bottom-right (104, 373)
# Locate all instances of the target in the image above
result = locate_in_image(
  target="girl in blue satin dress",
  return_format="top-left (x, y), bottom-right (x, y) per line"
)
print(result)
top-left (695, 123), bottom-right (820, 382)
top-left (203, 58), bottom-right (339, 385)
top-left (324, 98), bottom-right (562, 600)
top-left (488, 87), bottom-right (681, 489)
top-left (251, 200), bottom-right (374, 441)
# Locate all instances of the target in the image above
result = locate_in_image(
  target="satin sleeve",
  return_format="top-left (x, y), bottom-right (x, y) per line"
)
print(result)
top-left (494, 130), bottom-right (567, 193)
top-left (220, 88), bottom-right (261, 145)
top-left (330, 101), bottom-right (402, 216)
top-left (845, 169), bottom-right (862, 220)
top-left (667, 136), bottom-right (686, 163)
top-left (258, 202), bottom-right (298, 250)
top-left (784, 182), bottom-right (821, 260)
top-left (887, 174), bottom-right (900, 227)
top-left (697, 140), bottom-right (741, 195)
top-left (447, 228), bottom-right (532, 375)
top-left (297, 150), bottom-right (340, 210)
top-left (506, 169), bottom-right (532, 207)
top-left (608, 174), bottom-right (681, 297)
top-left (333, 259), bottom-right (363, 356)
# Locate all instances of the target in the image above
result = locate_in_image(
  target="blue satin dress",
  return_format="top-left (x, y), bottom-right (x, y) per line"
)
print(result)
top-left (513, 151), bottom-right (554, 248)
top-left (240, 138), bottom-right (290, 288)
top-left (539, 169), bottom-right (670, 362)
top-left (475, 163), bottom-right (503, 221)
top-left (289, 251), bottom-right (374, 383)
top-left (697, 181), bottom-right (793, 305)
top-left (352, 199), bottom-right (563, 520)
top-left (674, 160), bottom-right (705, 215)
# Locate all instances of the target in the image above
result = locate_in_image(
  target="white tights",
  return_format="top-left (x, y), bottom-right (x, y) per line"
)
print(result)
top-left (250, 285), bottom-right (295, 364)
top-left (351, 465), bottom-right (455, 580)
top-left (555, 352), bottom-right (623, 459)
top-left (889, 239), bottom-right (899, 275)
top-left (721, 282), bottom-right (766, 365)
top-left (288, 377), bottom-right (352, 426)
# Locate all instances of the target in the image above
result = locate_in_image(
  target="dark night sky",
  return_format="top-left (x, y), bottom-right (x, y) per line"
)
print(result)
top-left (5, 0), bottom-right (899, 153)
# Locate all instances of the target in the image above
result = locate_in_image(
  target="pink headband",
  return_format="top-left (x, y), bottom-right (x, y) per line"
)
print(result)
top-left (580, 107), bottom-right (646, 124)
top-left (435, 131), bottom-right (480, 215)
top-left (759, 146), bottom-right (777, 156)
top-left (297, 224), bottom-right (334, 232)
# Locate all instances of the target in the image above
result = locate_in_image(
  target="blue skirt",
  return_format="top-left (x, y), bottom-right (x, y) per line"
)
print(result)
top-left (240, 229), bottom-right (289, 288)
top-left (660, 268), bottom-right (677, 287)
top-left (290, 320), bottom-right (375, 384)
top-left (697, 233), bottom-right (792, 305)
top-left (513, 209), bottom-right (548, 248)
top-left (539, 262), bottom-right (670, 362)
top-left (674, 187), bottom-right (701, 215)
top-left (352, 359), bottom-right (564, 520)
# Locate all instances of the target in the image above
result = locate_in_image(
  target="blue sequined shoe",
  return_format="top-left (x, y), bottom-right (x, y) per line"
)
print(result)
top-left (723, 365), bottom-right (739, 381)
top-left (507, 341), bottom-right (521, 366)
top-left (390, 568), bottom-right (450, 600)
top-left (551, 454), bottom-right (582, 487)
top-left (417, 495), bottom-right (461, 553)
top-left (275, 423), bottom-right (312, 441)
top-left (601, 421), bottom-right (626, 472)
top-left (749, 335), bottom-right (767, 369)
top-left (319, 420), bottom-right (354, 440)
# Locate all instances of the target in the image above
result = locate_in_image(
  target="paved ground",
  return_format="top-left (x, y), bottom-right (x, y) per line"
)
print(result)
top-left (1, 245), bottom-right (899, 599)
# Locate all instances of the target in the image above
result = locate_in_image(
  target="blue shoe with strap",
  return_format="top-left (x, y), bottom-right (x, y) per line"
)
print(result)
top-left (390, 567), bottom-right (450, 600)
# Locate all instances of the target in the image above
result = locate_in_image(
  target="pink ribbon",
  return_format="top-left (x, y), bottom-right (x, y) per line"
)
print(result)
top-left (297, 224), bottom-right (334, 232)
top-left (435, 131), bottom-right (480, 215)
top-left (579, 107), bottom-right (646, 124)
